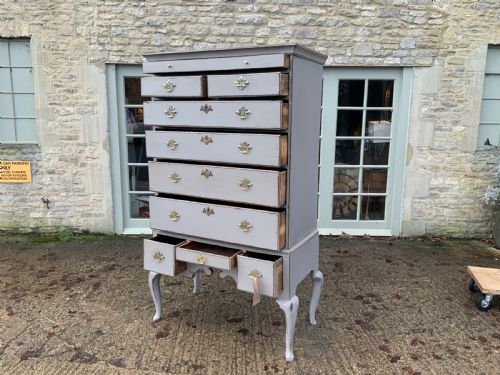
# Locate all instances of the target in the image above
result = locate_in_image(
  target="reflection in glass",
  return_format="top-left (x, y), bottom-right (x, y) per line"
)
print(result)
top-left (360, 196), bottom-right (386, 220)
top-left (130, 194), bottom-right (151, 219)
top-left (367, 80), bottom-right (394, 107)
top-left (125, 78), bottom-right (151, 104)
top-left (338, 80), bottom-right (364, 107)
top-left (332, 195), bottom-right (358, 220)
top-left (336, 110), bottom-right (363, 136)
top-left (127, 137), bottom-right (148, 163)
top-left (362, 169), bottom-right (387, 193)
top-left (364, 141), bottom-right (389, 165)
top-left (335, 140), bottom-right (361, 165)
top-left (126, 108), bottom-right (148, 134)
top-left (333, 168), bottom-right (359, 193)
top-left (129, 166), bottom-right (149, 191)
top-left (366, 110), bottom-right (392, 137)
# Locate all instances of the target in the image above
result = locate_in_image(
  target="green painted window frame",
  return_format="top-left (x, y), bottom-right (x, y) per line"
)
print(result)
top-left (477, 45), bottom-right (500, 148)
top-left (0, 38), bottom-right (37, 144)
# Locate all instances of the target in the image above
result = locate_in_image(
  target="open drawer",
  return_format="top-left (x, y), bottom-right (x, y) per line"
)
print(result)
top-left (237, 252), bottom-right (283, 298)
top-left (176, 242), bottom-right (241, 271)
top-left (144, 235), bottom-right (188, 276)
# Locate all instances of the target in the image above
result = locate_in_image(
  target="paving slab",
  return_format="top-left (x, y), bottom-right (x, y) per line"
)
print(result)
top-left (0, 236), bottom-right (499, 374)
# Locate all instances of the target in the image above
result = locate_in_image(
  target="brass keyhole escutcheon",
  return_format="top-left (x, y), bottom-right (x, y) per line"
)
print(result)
top-left (235, 106), bottom-right (251, 120)
top-left (202, 207), bottom-right (214, 216)
top-left (166, 139), bottom-right (178, 150)
top-left (169, 172), bottom-right (181, 183)
top-left (201, 169), bottom-right (213, 178)
top-left (164, 106), bottom-right (177, 118)
top-left (169, 210), bottom-right (180, 221)
top-left (197, 256), bottom-right (208, 265)
top-left (238, 142), bottom-right (252, 154)
top-left (238, 179), bottom-right (253, 191)
top-left (162, 80), bottom-right (176, 92)
top-left (234, 76), bottom-right (250, 90)
top-left (153, 251), bottom-right (165, 263)
top-left (238, 220), bottom-right (253, 232)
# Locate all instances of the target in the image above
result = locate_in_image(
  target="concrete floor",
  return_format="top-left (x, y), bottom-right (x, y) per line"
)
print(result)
top-left (0, 235), bottom-right (499, 375)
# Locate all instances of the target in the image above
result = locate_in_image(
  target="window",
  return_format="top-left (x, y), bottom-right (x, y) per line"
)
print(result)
top-left (0, 38), bottom-right (37, 143)
top-left (478, 46), bottom-right (500, 148)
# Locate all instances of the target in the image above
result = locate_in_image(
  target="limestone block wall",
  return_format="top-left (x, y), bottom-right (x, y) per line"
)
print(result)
top-left (0, 0), bottom-right (498, 236)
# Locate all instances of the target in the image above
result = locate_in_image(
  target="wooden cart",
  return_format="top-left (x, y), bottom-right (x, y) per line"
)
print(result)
top-left (467, 266), bottom-right (500, 311)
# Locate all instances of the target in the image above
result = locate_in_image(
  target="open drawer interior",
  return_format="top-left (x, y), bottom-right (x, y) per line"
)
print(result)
top-left (176, 241), bottom-right (242, 270)
top-left (236, 251), bottom-right (283, 298)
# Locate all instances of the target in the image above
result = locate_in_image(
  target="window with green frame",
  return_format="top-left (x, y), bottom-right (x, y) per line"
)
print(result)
top-left (0, 38), bottom-right (37, 144)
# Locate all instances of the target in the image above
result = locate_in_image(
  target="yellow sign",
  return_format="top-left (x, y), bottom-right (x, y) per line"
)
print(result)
top-left (0, 160), bottom-right (32, 183)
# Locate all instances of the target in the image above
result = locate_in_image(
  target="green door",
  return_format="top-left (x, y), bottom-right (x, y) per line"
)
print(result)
top-left (318, 68), bottom-right (411, 236)
top-left (107, 65), bottom-right (152, 234)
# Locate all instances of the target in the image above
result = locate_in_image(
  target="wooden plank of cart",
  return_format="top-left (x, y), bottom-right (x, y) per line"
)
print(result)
top-left (467, 266), bottom-right (500, 311)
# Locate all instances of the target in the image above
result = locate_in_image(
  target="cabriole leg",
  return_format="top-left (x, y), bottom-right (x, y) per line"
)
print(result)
top-left (310, 270), bottom-right (323, 325)
top-left (277, 295), bottom-right (299, 361)
top-left (193, 271), bottom-right (202, 294)
top-left (148, 271), bottom-right (162, 322)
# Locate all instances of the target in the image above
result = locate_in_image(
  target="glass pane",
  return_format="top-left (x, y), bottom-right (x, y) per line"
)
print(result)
top-left (125, 77), bottom-right (151, 104)
top-left (9, 41), bottom-right (31, 67)
top-left (483, 75), bottom-right (500, 99)
top-left (363, 169), bottom-right (387, 193)
top-left (127, 137), bottom-right (148, 163)
top-left (0, 93), bottom-right (13, 117)
top-left (0, 68), bottom-right (11, 92)
top-left (480, 100), bottom-right (500, 123)
top-left (15, 119), bottom-right (37, 143)
top-left (335, 140), bottom-right (361, 165)
top-left (367, 80), bottom-right (394, 107)
top-left (129, 166), bottom-right (149, 191)
top-left (332, 195), bottom-right (358, 220)
top-left (366, 110), bottom-right (392, 137)
top-left (125, 108), bottom-right (150, 134)
top-left (130, 194), bottom-right (150, 219)
top-left (336, 110), bottom-right (363, 136)
top-left (11, 68), bottom-right (33, 93)
top-left (0, 42), bottom-right (9, 66)
top-left (333, 168), bottom-right (359, 193)
top-left (338, 80), bottom-right (364, 107)
top-left (13, 94), bottom-right (35, 117)
top-left (364, 141), bottom-right (390, 165)
top-left (0, 118), bottom-right (16, 142)
top-left (360, 196), bottom-right (386, 220)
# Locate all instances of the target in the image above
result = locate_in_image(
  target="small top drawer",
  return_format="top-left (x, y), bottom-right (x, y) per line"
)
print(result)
top-left (141, 76), bottom-right (205, 97)
top-left (207, 72), bottom-right (288, 97)
top-left (144, 235), bottom-right (188, 276)
top-left (176, 242), bottom-right (241, 271)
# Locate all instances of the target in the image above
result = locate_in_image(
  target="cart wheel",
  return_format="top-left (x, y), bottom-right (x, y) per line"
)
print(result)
top-left (468, 279), bottom-right (479, 293)
top-left (476, 294), bottom-right (493, 311)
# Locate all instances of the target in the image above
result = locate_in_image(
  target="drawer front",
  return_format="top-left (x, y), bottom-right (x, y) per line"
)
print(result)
top-left (143, 54), bottom-right (289, 73)
top-left (236, 254), bottom-right (283, 298)
top-left (145, 131), bottom-right (287, 167)
top-left (176, 242), bottom-right (241, 271)
top-left (149, 197), bottom-right (286, 251)
top-left (141, 76), bottom-right (204, 97)
top-left (144, 100), bottom-right (287, 129)
top-left (149, 162), bottom-right (286, 208)
top-left (143, 237), bottom-right (188, 276)
top-left (208, 72), bottom-right (288, 97)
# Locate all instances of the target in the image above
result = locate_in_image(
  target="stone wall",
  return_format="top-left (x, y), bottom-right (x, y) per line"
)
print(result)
top-left (0, 0), bottom-right (498, 236)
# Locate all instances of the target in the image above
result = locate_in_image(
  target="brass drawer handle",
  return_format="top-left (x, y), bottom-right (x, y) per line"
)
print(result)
top-left (238, 220), bottom-right (253, 232)
top-left (201, 169), bottom-right (213, 178)
top-left (153, 251), bottom-right (165, 263)
top-left (238, 179), bottom-right (253, 191)
top-left (164, 106), bottom-right (177, 118)
top-left (200, 104), bottom-right (213, 114)
top-left (197, 256), bottom-right (208, 265)
top-left (235, 106), bottom-right (251, 120)
top-left (162, 80), bottom-right (176, 92)
top-left (169, 210), bottom-right (180, 221)
top-left (234, 76), bottom-right (250, 90)
top-left (169, 172), bottom-right (181, 183)
top-left (166, 139), bottom-right (178, 150)
top-left (202, 207), bottom-right (214, 216)
top-left (238, 142), bottom-right (252, 154)
top-left (200, 135), bottom-right (213, 145)
top-left (248, 269), bottom-right (262, 279)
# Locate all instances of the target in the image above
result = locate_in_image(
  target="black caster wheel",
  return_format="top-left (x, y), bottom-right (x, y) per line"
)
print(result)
top-left (468, 279), bottom-right (479, 293)
top-left (476, 294), bottom-right (493, 311)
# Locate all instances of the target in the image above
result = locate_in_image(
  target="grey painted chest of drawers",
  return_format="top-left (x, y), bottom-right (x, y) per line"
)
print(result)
top-left (142, 45), bottom-right (326, 361)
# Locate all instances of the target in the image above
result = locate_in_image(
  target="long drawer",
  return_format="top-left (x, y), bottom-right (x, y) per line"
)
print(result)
top-left (141, 76), bottom-right (204, 97)
top-left (143, 54), bottom-right (289, 73)
top-left (207, 72), bottom-right (288, 97)
top-left (149, 197), bottom-right (286, 251)
top-left (145, 131), bottom-right (288, 167)
top-left (144, 100), bottom-right (288, 129)
top-left (148, 161), bottom-right (286, 207)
